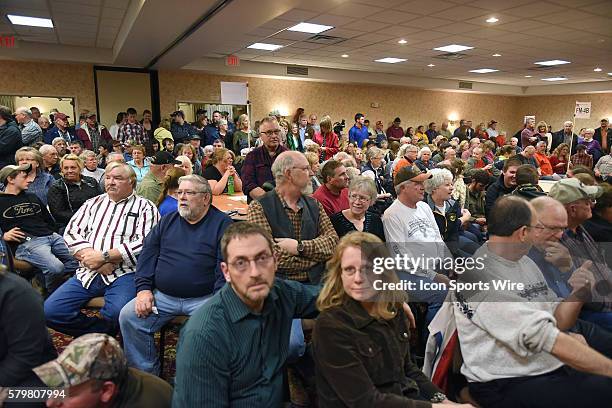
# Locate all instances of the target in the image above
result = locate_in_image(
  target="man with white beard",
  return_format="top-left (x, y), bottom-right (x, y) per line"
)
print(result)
top-left (119, 175), bottom-right (232, 375)
top-left (247, 151), bottom-right (338, 285)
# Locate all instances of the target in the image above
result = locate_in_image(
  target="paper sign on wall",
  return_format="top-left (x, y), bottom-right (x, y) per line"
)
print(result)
top-left (575, 101), bottom-right (591, 119)
top-left (220, 82), bottom-right (248, 105)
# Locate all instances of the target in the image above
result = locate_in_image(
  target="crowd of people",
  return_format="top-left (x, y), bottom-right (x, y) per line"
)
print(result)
top-left (1, 102), bottom-right (612, 408)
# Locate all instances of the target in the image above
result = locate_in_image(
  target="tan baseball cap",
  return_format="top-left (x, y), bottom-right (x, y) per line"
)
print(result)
top-left (394, 166), bottom-right (432, 186)
top-left (0, 163), bottom-right (32, 184)
top-left (33, 333), bottom-right (127, 388)
top-left (548, 178), bottom-right (602, 204)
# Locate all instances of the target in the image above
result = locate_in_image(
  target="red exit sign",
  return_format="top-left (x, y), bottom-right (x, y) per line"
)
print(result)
top-left (0, 36), bottom-right (15, 48)
top-left (225, 55), bottom-right (240, 67)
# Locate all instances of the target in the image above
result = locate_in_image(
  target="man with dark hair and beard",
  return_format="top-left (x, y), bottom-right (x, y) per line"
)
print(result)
top-left (119, 175), bottom-right (232, 375)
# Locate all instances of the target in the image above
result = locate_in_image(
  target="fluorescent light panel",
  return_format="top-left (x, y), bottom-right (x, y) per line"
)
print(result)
top-left (7, 14), bottom-right (53, 28)
top-left (247, 42), bottom-right (283, 51)
top-left (433, 44), bottom-right (474, 53)
top-left (287, 22), bottom-right (333, 34)
top-left (375, 57), bottom-right (407, 63)
top-left (486, 17), bottom-right (499, 23)
top-left (534, 59), bottom-right (570, 66)
top-left (541, 77), bottom-right (567, 81)
top-left (469, 68), bottom-right (499, 73)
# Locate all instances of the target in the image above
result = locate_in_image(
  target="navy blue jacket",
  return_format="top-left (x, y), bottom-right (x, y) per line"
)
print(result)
top-left (43, 126), bottom-right (78, 145)
top-left (0, 120), bottom-right (23, 168)
top-left (134, 207), bottom-right (232, 297)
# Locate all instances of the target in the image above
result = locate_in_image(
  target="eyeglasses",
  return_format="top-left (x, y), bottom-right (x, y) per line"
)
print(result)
top-left (341, 265), bottom-right (373, 277)
top-left (349, 193), bottom-right (371, 202)
top-left (260, 129), bottom-right (282, 137)
top-left (228, 253), bottom-right (274, 272)
top-left (176, 190), bottom-right (207, 197)
top-left (292, 165), bottom-right (310, 171)
top-left (533, 222), bottom-right (567, 234)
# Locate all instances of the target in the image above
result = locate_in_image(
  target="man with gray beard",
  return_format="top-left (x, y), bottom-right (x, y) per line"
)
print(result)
top-left (119, 175), bottom-right (232, 375)
top-left (247, 151), bottom-right (338, 285)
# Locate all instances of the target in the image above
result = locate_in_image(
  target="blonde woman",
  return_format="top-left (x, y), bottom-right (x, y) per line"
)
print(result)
top-left (203, 148), bottom-right (242, 195)
top-left (175, 155), bottom-right (193, 175)
top-left (313, 232), bottom-right (458, 407)
top-left (47, 154), bottom-right (101, 230)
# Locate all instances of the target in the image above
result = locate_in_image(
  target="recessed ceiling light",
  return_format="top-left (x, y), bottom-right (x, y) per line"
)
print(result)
top-left (287, 22), bottom-right (333, 34)
top-left (469, 68), bottom-right (499, 73)
top-left (486, 17), bottom-right (499, 23)
top-left (375, 57), bottom-right (407, 64)
top-left (594, 67), bottom-right (603, 72)
top-left (7, 14), bottom-right (53, 28)
top-left (398, 39), bottom-right (407, 44)
top-left (534, 59), bottom-right (571, 66)
top-left (524, 75), bottom-right (533, 78)
top-left (341, 54), bottom-right (349, 58)
top-left (427, 64), bottom-right (435, 67)
top-left (247, 42), bottom-right (283, 51)
top-left (492, 53), bottom-right (502, 57)
top-left (608, 73), bottom-right (612, 76)
top-left (433, 44), bottom-right (474, 53)
top-left (541, 76), bottom-right (567, 81)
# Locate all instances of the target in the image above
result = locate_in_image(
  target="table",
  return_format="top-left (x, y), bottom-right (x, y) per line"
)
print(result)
top-left (212, 194), bottom-right (249, 220)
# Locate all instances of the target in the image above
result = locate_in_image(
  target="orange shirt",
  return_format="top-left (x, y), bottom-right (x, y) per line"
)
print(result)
top-left (535, 152), bottom-right (553, 176)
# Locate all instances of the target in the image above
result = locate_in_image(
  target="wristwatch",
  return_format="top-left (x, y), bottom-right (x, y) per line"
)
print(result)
top-left (297, 240), bottom-right (304, 255)
top-left (102, 250), bottom-right (111, 263)
top-left (430, 392), bottom-right (446, 403)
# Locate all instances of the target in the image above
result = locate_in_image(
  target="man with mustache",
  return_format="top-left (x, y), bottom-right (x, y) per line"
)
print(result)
top-left (172, 222), bottom-right (319, 407)
top-left (45, 162), bottom-right (159, 336)
top-left (246, 150), bottom-right (338, 371)
top-left (119, 175), bottom-right (232, 375)
top-left (241, 116), bottom-right (288, 202)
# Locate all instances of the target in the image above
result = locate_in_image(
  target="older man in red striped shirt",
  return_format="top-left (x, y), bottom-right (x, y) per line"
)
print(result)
top-left (44, 162), bottom-right (159, 337)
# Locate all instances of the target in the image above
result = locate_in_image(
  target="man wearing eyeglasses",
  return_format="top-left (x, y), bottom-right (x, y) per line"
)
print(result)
top-left (549, 178), bottom-right (612, 331)
top-left (119, 175), bottom-right (232, 375)
top-left (172, 222), bottom-right (319, 407)
top-left (242, 116), bottom-right (287, 202)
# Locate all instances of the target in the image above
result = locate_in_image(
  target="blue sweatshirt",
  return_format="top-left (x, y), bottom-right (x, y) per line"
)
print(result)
top-left (134, 207), bottom-right (232, 298)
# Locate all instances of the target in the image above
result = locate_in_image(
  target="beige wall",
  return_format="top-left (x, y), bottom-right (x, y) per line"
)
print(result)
top-left (13, 96), bottom-right (76, 124)
top-left (96, 70), bottom-right (151, 128)
top-left (1, 61), bottom-right (610, 135)
top-left (0, 60), bottom-right (96, 115)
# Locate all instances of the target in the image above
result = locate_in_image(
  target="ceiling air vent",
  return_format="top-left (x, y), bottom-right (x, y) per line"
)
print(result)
top-left (305, 34), bottom-right (346, 45)
top-left (433, 52), bottom-right (468, 61)
top-left (287, 65), bottom-right (309, 76)
top-left (458, 81), bottom-right (473, 90)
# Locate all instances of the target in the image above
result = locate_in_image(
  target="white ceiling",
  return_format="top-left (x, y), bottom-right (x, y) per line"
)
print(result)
top-left (0, 0), bottom-right (129, 48)
top-left (1, 0), bottom-right (611, 89)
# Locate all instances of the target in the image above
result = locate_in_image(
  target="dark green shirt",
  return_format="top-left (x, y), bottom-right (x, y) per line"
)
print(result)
top-left (172, 279), bottom-right (319, 407)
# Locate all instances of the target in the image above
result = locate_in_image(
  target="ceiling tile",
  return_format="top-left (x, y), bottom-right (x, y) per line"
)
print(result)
top-left (503, 2), bottom-right (569, 17)
top-left (494, 19), bottom-right (545, 32)
top-left (465, 0), bottom-right (535, 11)
top-left (547, 0), bottom-right (602, 6)
top-left (434, 22), bottom-right (482, 34)
top-left (100, 19), bottom-right (121, 29)
top-left (101, 7), bottom-right (125, 19)
top-left (377, 25), bottom-right (423, 37)
top-left (579, 1), bottom-right (612, 18)
top-left (308, 14), bottom-right (356, 27)
top-left (54, 14), bottom-right (99, 25)
top-left (435, 5), bottom-right (491, 21)
top-left (323, 27), bottom-right (367, 39)
top-left (51, 2), bottom-right (100, 16)
top-left (353, 32), bottom-right (395, 43)
top-left (1, 0), bottom-right (48, 10)
top-left (270, 30), bottom-right (312, 41)
top-left (392, 0), bottom-right (457, 15)
top-left (103, 0), bottom-right (129, 9)
top-left (369, 10), bottom-right (420, 24)
top-left (278, 9), bottom-right (319, 22)
top-left (328, 3), bottom-right (381, 18)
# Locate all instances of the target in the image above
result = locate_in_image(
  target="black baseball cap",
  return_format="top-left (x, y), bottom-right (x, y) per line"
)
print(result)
top-left (150, 151), bottom-right (181, 165)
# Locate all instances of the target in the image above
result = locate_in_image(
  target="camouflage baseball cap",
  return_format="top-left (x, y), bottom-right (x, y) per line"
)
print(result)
top-left (33, 333), bottom-right (127, 388)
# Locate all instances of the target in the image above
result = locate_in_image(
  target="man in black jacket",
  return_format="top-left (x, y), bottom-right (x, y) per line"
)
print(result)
top-left (484, 157), bottom-right (522, 218)
top-left (551, 121), bottom-right (579, 154)
top-left (0, 164), bottom-right (78, 292)
top-left (594, 118), bottom-right (612, 154)
top-left (0, 105), bottom-right (24, 169)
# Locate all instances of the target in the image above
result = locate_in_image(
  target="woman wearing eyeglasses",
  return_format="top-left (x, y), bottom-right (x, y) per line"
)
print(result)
top-left (313, 232), bottom-right (468, 407)
top-left (330, 177), bottom-right (385, 241)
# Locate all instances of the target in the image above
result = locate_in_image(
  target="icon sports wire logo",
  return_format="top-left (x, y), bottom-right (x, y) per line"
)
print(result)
top-left (0, 36), bottom-right (16, 48)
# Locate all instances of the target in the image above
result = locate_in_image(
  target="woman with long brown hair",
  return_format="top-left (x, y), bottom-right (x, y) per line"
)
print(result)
top-left (549, 142), bottom-right (570, 175)
top-left (313, 232), bottom-right (455, 407)
top-left (157, 167), bottom-right (186, 216)
top-left (313, 116), bottom-right (339, 161)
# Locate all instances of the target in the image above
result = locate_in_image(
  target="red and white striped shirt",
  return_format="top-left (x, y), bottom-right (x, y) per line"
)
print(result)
top-left (64, 193), bottom-right (160, 288)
